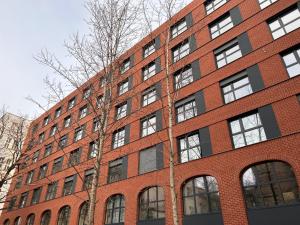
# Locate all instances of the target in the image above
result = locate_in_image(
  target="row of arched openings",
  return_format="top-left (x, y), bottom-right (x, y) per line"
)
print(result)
top-left (3, 161), bottom-right (300, 225)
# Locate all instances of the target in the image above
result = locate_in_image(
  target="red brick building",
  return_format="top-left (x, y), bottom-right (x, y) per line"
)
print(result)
top-left (1, 0), bottom-right (300, 225)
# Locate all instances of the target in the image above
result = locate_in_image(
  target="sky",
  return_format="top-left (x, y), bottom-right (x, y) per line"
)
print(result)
top-left (0, 0), bottom-right (88, 119)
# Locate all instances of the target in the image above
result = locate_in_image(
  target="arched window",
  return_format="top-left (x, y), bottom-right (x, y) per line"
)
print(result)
top-left (242, 161), bottom-right (300, 208)
top-left (78, 202), bottom-right (88, 225)
top-left (41, 210), bottom-right (51, 225)
top-left (182, 176), bottom-right (220, 215)
top-left (13, 217), bottom-right (21, 225)
top-left (139, 186), bottom-right (165, 221)
top-left (3, 219), bottom-right (10, 225)
top-left (26, 214), bottom-right (35, 225)
top-left (105, 194), bottom-right (125, 224)
top-left (57, 206), bottom-right (71, 225)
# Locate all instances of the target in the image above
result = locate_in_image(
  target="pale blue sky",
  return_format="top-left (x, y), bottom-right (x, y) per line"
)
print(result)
top-left (0, 0), bottom-right (88, 118)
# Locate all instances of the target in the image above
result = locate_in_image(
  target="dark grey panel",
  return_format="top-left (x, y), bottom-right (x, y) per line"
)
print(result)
top-left (258, 105), bottom-right (281, 139)
top-left (189, 34), bottom-right (197, 52)
top-left (155, 57), bottom-right (161, 74)
top-left (124, 124), bottom-right (130, 144)
top-left (155, 36), bottom-right (160, 50)
top-left (155, 82), bottom-right (161, 98)
top-left (156, 143), bottom-right (164, 170)
top-left (156, 110), bottom-right (163, 131)
top-left (186, 12), bottom-right (193, 28)
top-left (130, 54), bottom-right (135, 68)
top-left (122, 156), bottom-right (128, 179)
top-left (137, 219), bottom-right (165, 225)
top-left (191, 60), bottom-right (201, 80)
top-left (247, 64), bottom-right (265, 92)
top-left (126, 98), bottom-right (132, 116)
top-left (183, 213), bottom-right (224, 225)
top-left (199, 127), bottom-right (212, 157)
top-left (128, 76), bottom-right (133, 90)
top-left (237, 32), bottom-right (252, 55)
top-left (230, 6), bottom-right (242, 26)
top-left (195, 91), bottom-right (206, 115)
top-left (248, 204), bottom-right (300, 225)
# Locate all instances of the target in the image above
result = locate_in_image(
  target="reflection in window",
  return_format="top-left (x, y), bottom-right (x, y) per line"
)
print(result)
top-left (258, 0), bottom-right (277, 9)
top-left (230, 112), bottom-right (266, 148)
top-left (57, 206), bottom-right (71, 225)
top-left (25, 214), bottom-right (35, 225)
top-left (78, 202), bottom-right (88, 225)
top-left (282, 47), bottom-right (300, 78)
top-left (41, 210), bottom-right (51, 225)
top-left (183, 176), bottom-right (220, 215)
top-left (268, 7), bottom-right (300, 40)
top-left (178, 133), bottom-right (201, 163)
top-left (139, 186), bottom-right (165, 221)
top-left (242, 161), bottom-right (300, 208)
top-left (105, 195), bottom-right (125, 224)
top-left (13, 217), bottom-right (21, 225)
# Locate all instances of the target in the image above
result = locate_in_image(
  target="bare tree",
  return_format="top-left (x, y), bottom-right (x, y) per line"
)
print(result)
top-left (29, 0), bottom-right (142, 224)
top-left (141, 1), bottom-right (193, 225)
top-left (0, 107), bottom-right (29, 210)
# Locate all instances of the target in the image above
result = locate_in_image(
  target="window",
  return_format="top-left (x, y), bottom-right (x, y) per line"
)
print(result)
top-left (83, 87), bottom-right (91, 99)
top-left (3, 219), bottom-right (10, 225)
top-left (172, 39), bottom-right (190, 62)
top-left (55, 107), bottom-right (62, 118)
top-left (108, 157), bottom-right (127, 183)
top-left (39, 132), bottom-right (45, 143)
top-left (26, 214), bottom-right (35, 225)
top-left (143, 40), bottom-right (156, 58)
top-left (105, 195), bottom-right (125, 224)
top-left (118, 79), bottom-right (129, 95)
top-left (282, 46), bottom-right (300, 78)
top-left (83, 169), bottom-right (94, 190)
top-left (175, 97), bottom-right (198, 123)
top-left (52, 157), bottom-right (63, 174)
top-left (183, 176), bottom-right (220, 215)
top-left (59, 135), bottom-right (68, 149)
top-left (210, 13), bottom-right (234, 39)
top-left (205, 0), bottom-right (227, 15)
top-left (93, 118), bottom-right (100, 132)
top-left (74, 126), bottom-right (85, 142)
top-left (78, 202), bottom-right (88, 225)
top-left (242, 161), bottom-right (300, 208)
top-left (50, 125), bottom-right (58, 137)
top-left (143, 61), bottom-right (156, 80)
top-left (8, 196), bottom-right (17, 211)
top-left (19, 192), bottom-right (29, 208)
top-left (46, 182), bottom-right (58, 200)
top-left (31, 187), bottom-right (42, 205)
top-left (79, 105), bottom-right (88, 119)
top-left (63, 175), bottom-right (76, 196)
top-left (13, 217), bottom-right (21, 225)
top-left (174, 65), bottom-right (193, 89)
top-left (38, 163), bottom-right (48, 179)
top-left (68, 148), bottom-right (81, 167)
top-left (96, 95), bottom-right (104, 108)
top-left (215, 39), bottom-right (242, 68)
top-left (43, 116), bottom-right (50, 126)
top-left (268, 7), bottom-right (300, 40)
top-left (120, 58), bottom-right (130, 74)
top-left (41, 210), bottom-right (51, 225)
top-left (68, 97), bottom-right (76, 110)
top-left (139, 145), bottom-right (163, 174)
top-left (258, 0), bottom-right (277, 9)
top-left (178, 133), bottom-right (201, 163)
top-left (171, 18), bottom-right (187, 38)
top-left (26, 170), bottom-right (34, 184)
top-left (64, 116), bottom-right (72, 128)
top-left (15, 176), bottom-right (22, 189)
top-left (57, 206), bottom-right (71, 225)
top-left (116, 102), bottom-right (128, 120)
top-left (44, 143), bottom-right (53, 157)
top-left (141, 114), bottom-right (157, 137)
top-left (139, 186), bottom-right (165, 220)
top-left (230, 112), bottom-right (266, 148)
top-left (142, 86), bottom-right (158, 106)
top-left (88, 140), bottom-right (98, 159)
top-left (113, 128), bottom-right (126, 149)
top-left (221, 72), bottom-right (253, 104)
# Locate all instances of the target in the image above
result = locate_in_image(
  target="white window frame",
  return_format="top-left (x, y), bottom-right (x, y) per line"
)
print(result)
top-left (141, 114), bottom-right (157, 137)
top-left (119, 79), bottom-right (129, 95)
top-left (144, 40), bottom-right (156, 58)
top-left (143, 62), bottom-right (156, 80)
top-left (215, 40), bottom-right (242, 68)
top-left (142, 86), bottom-right (157, 106)
top-left (281, 46), bottom-right (300, 78)
top-left (113, 128), bottom-right (126, 149)
top-left (258, 0), bottom-right (277, 10)
top-left (174, 65), bottom-right (193, 89)
top-left (171, 18), bottom-right (187, 38)
top-left (205, 0), bottom-right (227, 15)
top-left (173, 40), bottom-right (190, 62)
top-left (116, 102), bottom-right (128, 120)
top-left (210, 13), bottom-right (234, 39)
